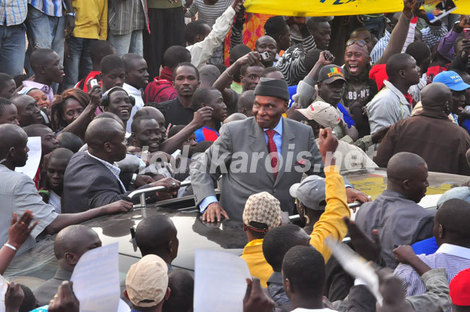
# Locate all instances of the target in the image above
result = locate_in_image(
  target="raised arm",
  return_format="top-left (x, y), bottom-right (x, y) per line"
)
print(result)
top-left (160, 106), bottom-right (213, 154)
top-left (61, 85), bottom-right (101, 140)
top-left (291, 50), bottom-right (333, 108)
top-left (438, 16), bottom-right (470, 61)
top-left (189, 0), bottom-right (244, 69)
top-left (213, 51), bottom-right (261, 105)
top-left (309, 128), bottom-right (350, 262)
top-left (0, 211), bottom-right (37, 274)
top-left (376, 0), bottom-right (417, 65)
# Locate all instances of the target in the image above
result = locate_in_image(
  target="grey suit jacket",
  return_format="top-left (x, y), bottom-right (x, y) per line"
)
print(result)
top-left (190, 117), bottom-right (323, 220)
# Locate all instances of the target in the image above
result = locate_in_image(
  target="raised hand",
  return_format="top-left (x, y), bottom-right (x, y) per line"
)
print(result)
top-left (231, 0), bottom-right (245, 13)
top-left (243, 278), bottom-right (275, 312)
top-left (191, 106), bottom-right (214, 128)
top-left (7, 211), bottom-right (37, 250)
top-left (5, 282), bottom-right (24, 312)
top-left (318, 128), bottom-right (338, 166)
top-left (48, 281), bottom-right (79, 312)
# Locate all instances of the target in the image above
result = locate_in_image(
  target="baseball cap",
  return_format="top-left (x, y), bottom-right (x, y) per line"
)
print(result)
top-left (449, 268), bottom-right (470, 306)
top-left (297, 101), bottom-right (341, 128)
top-left (318, 65), bottom-right (346, 84)
top-left (289, 175), bottom-right (326, 210)
top-left (433, 71), bottom-right (470, 91)
top-left (243, 192), bottom-right (282, 232)
top-left (126, 254), bottom-right (169, 308)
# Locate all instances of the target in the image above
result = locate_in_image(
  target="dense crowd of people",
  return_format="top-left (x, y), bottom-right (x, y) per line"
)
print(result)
top-left (1, 0), bottom-right (470, 311)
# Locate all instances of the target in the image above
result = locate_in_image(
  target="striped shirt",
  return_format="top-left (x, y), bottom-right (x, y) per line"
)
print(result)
top-left (421, 24), bottom-right (448, 48)
top-left (394, 243), bottom-right (470, 296)
top-left (0, 0), bottom-right (28, 26)
top-left (370, 30), bottom-right (390, 64)
top-left (185, 0), bottom-right (231, 27)
top-left (28, 0), bottom-right (63, 17)
top-left (275, 44), bottom-right (310, 86)
top-left (108, 0), bottom-right (146, 35)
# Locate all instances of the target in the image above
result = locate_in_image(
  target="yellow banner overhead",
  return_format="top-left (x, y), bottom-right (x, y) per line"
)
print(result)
top-left (243, 0), bottom-right (470, 17)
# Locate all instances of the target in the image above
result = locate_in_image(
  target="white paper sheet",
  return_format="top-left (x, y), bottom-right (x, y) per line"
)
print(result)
top-left (117, 299), bottom-right (130, 312)
top-left (194, 250), bottom-right (251, 312)
top-left (0, 275), bottom-right (8, 312)
top-left (15, 136), bottom-right (41, 179)
top-left (325, 237), bottom-right (383, 305)
top-left (71, 243), bottom-right (120, 312)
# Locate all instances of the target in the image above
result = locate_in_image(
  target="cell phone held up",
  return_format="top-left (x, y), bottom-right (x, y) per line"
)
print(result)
top-left (260, 51), bottom-right (271, 61)
top-left (464, 28), bottom-right (470, 41)
top-left (90, 79), bottom-right (99, 89)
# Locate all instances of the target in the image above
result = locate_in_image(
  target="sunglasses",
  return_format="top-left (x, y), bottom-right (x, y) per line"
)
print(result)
top-left (346, 39), bottom-right (367, 47)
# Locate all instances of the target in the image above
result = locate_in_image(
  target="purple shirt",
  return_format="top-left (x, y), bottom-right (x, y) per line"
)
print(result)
top-left (21, 80), bottom-right (54, 104)
top-left (437, 29), bottom-right (459, 62)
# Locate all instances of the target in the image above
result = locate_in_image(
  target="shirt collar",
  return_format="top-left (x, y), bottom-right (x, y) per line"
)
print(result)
top-left (123, 83), bottom-right (141, 95)
top-left (436, 243), bottom-right (470, 259)
top-left (87, 151), bottom-right (121, 174)
top-left (383, 80), bottom-right (410, 105)
top-left (264, 118), bottom-right (283, 135)
top-left (87, 152), bottom-right (126, 192)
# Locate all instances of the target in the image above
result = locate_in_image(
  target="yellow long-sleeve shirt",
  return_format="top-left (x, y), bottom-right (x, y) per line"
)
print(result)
top-left (72, 0), bottom-right (108, 40)
top-left (240, 165), bottom-right (350, 287)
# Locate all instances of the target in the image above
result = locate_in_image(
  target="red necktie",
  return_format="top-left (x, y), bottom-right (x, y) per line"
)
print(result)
top-left (266, 129), bottom-right (278, 180)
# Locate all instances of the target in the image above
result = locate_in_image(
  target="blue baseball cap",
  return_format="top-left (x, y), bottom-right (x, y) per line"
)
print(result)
top-left (433, 71), bottom-right (470, 91)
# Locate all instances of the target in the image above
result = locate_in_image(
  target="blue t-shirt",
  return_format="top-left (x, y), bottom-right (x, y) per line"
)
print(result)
top-left (411, 237), bottom-right (438, 255)
top-left (288, 85), bottom-right (297, 108)
top-left (337, 103), bottom-right (355, 128)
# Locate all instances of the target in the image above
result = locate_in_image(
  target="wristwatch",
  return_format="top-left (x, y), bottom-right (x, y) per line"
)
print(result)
top-left (66, 12), bottom-right (76, 17)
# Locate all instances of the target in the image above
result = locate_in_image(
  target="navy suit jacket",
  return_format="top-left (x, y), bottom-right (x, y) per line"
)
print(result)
top-left (62, 152), bottom-right (130, 213)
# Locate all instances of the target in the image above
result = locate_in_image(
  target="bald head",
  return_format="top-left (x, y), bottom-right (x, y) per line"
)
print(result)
top-left (436, 199), bottom-right (470, 246)
top-left (421, 83), bottom-right (452, 111)
top-left (49, 147), bottom-right (73, 163)
top-left (237, 90), bottom-right (255, 117)
top-left (54, 225), bottom-right (102, 270)
top-left (199, 64), bottom-right (221, 89)
top-left (85, 118), bottom-right (124, 149)
top-left (387, 152), bottom-right (428, 203)
top-left (23, 123), bottom-right (52, 137)
top-left (387, 152), bottom-right (426, 180)
top-left (135, 215), bottom-right (178, 262)
top-left (11, 95), bottom-right (42, 127)
top-left (135, 106), bottom-right (165, 126)
top-left (224, 112), bottom-right (247, 124)
top-left (256, 35), bottom-right (277, 47)
top-left (0, 124), bottom-right (27, 160)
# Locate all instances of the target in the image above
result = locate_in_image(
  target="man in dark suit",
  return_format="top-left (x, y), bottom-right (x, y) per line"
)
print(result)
top-left (63, 118), bottom-right (180, 213)
top-left (190, 78), bottom-right (324, 222)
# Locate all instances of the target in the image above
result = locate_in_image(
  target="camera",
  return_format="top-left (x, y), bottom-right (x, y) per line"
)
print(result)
top-left (260, 51), bottom-right (271, 61)
top-left (90, 79), bottom-right (99, 88)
